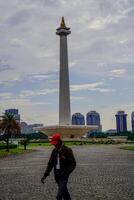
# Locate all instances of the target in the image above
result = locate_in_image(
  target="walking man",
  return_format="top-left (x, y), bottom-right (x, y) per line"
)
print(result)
top-left (41, 133), bottom-right (76, 200)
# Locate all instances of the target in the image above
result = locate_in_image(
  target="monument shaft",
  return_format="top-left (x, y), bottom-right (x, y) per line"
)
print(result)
top-left (59, 35), bottom-right (71, 125)
top-left (56, 17), bottom-right (71, 125)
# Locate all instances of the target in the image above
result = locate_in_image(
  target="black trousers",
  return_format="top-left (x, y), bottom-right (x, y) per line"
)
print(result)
top-left (55, 170), bottom-right (71, 200)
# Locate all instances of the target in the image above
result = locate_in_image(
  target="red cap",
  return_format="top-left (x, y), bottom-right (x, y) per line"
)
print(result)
top-left (51, 133), bottom-right (61, 145)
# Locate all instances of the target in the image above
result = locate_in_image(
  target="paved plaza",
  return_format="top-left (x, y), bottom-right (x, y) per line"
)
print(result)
top-left (0, 145), bottom-right (134, 200)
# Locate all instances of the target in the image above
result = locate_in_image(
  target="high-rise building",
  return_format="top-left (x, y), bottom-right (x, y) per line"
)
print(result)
top-left (72, 113), bottom-right (85, 125)
top-left (20, 122), bottom-right (34, 134)
top-left (5, 109), bottom-right (20, 121)
top-left (131, 112), bottom-right (134, 133)
top-left (115, 111), bottom-right (127, 133)
top-left (29, 123), bottom-right (44, 130)
top-left (86, 111), bottom-right (101, 131)
top-left (86, 111), bottom-right (100, 125)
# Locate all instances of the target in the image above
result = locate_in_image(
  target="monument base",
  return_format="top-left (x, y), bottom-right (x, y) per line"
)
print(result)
top-left (40, 125), bottom-right (98, 138)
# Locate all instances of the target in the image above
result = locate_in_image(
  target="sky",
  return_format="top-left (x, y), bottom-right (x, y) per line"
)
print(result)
top-left (0, 0), bottom-right (134, 130)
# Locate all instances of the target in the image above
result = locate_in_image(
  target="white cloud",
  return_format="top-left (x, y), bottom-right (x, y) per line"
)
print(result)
top-left (29, 73), bottom-right (53, 81)
top-left (19, 88), bottom-right (58, 97)
top-left (89, 13), bottom-right (126, 30)
top-left (95, 88), bottom-right (116, 93)
top-left (70, 82), bottom-right (104, 91)
top-left (36, 49), bottom-right (55, 59)
top-left (0, 98), bottom-right (50, 107)
top-left (119, 39), bottom-right (128, 44)
top-left (0, 92), bottom-right (13, 99)
top-left (110, 69), bottom-right (127, 77)
top-left (70, 82), bottom-right (115, 93)
top-left (71, 96), bottom-right (86, 101)
top-left (0, 78), bottom-right (20, 88)
top-left (10, 38), bottom-right (24, 47)
top-left (69, 61), bottom-right (77, 68)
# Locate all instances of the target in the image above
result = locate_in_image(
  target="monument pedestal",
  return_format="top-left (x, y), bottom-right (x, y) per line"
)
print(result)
top-left (41, 125), bottom-right (98, 138)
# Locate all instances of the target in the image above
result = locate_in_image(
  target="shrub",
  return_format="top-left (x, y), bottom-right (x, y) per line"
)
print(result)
top-left (127, 135), bottom-right (134, 141)
top-left (0, 143), bottom-right (17, 150)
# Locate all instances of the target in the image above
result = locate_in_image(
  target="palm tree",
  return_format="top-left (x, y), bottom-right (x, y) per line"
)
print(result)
top-left (0, 113), bottom-right (21, 152)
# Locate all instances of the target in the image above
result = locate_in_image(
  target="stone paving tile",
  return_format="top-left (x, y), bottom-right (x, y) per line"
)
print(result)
top-left (0, 145), bottom-right (134, 200)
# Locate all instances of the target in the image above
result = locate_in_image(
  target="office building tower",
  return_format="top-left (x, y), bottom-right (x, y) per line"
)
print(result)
top-left (72, 113), bottom-right (85, 125)
top-left (131, 112), bottom-right (134, 133)
top-left (86, 111), bottom-right (100, 125)
top-left (115, 111), bottom-right (127, 133)
top-left (5, 109), bottom-right (20, 121)
top-left (20, 122), bottom-right (34, 134)
top-left (86, 111), bottom-right (101, 131)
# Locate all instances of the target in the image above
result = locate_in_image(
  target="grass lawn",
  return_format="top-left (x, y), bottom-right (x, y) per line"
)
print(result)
top-left (120, 146), bottom-right (134, 151)
top-left (28, 141), bottom-right (82, 147)
top-left (28, 142), bottom-right (50, 147)
top-left (0, 148), bottom-right (34, 157)
top-left (28, 141), bottom-right (91, 147)
top-left (27, 140), bottom-right (118, 147)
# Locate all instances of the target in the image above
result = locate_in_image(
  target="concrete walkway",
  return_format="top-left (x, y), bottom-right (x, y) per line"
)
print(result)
top-left (0, 145), bottom-right (134, 200)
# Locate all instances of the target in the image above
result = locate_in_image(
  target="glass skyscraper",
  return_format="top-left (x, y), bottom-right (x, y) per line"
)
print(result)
top-left (86, 111), bottom-right (100, 126)
top-left (115, 111), bottom-right (127, 133)
top-left (5, 109), bottom-right (20, 121)
top-left (131, 112), bottom-right (134, 133)
top-left (86, 111), bottom-right (101, 132)
top-left (72, 113), bottom-right (85, 125)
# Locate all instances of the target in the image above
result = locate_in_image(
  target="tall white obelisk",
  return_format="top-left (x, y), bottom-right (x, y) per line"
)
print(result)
top-left (56, 17), bottom-right (71, 125)
top-left (41, 18), bottom-right (98, 138)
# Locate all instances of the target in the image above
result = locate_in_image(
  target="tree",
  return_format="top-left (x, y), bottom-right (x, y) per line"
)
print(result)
top-left (0, 113), bottom-right (21, 152)
top-left (20, 138), bottom-right (29, 150)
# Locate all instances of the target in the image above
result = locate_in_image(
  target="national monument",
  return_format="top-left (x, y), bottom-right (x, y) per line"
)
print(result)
top-left (56, 17), bottom-right (71, 125)
top-left (41, 17), bottom-right (97, 138)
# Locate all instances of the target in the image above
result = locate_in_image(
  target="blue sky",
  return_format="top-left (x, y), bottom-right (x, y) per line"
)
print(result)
top-left (0, 0), bottom-right (134, 130)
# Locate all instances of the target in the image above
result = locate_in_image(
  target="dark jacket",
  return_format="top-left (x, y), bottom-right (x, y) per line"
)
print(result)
top-left (44, 145), bottom-right (76, 178)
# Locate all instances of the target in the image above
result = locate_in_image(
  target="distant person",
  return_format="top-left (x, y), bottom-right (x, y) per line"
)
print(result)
top-left (41, 133), bottom-right (76, 200)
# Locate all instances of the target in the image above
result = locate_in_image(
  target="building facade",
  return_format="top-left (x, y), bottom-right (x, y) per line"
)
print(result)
top-left (5, 109), bottom-right (20, 121)
top-left (20, 122), bottom-right (34, 134)
top-left (131, 112), bottom-right (134, 133)
top-left (115, 111), bottom-right (127, 133)
top-left (86, 111), bottom-right (100, 125)
top-left (29, 123), bottom-right (44, 130)
top-left (86, 111), bottom-right (101, 132)
top-left (72, 113), bottom-right (85, 125)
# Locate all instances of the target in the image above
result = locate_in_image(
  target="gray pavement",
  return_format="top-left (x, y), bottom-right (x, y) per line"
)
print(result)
top-left (0, 145), bottom-right (134, 200)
